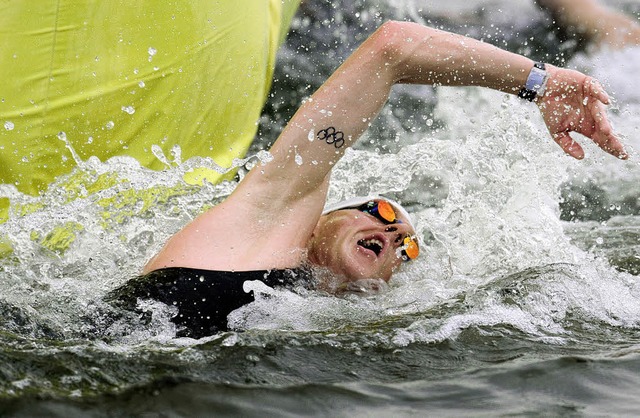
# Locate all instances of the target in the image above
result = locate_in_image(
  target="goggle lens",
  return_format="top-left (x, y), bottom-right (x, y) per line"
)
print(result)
top-left (358, 200), bottom-right (398, 225)
top-left (376, 200), bottom-right (397, 223)
top-left (402, 236), bottom-right (420, 260)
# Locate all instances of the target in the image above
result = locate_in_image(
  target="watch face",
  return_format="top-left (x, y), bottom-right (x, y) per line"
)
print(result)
top-left (526, 66), bottom-right (547, 90)
top-left (518, 63), bottom-right (549, 101)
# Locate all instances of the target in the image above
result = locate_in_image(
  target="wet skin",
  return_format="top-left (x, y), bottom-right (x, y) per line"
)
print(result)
top-left (307, 208), bottom-right (416, 282)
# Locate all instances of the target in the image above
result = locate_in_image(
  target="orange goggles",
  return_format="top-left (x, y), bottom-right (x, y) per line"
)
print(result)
top-left (357, 200), bottom-right (420, 261)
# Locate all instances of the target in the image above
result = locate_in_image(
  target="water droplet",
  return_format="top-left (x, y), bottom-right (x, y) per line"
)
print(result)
top-left (138, 81), bottom-right (146, 88)
top-left (222, 334), bottom-right (238, 346)
top-left (105, 121), bottom-right (115, 130)
top-left (4, 121), bottom-right (14, 131)
top-left (57, 131), bottom-right (67, 141)
top-left (256, 150), bottom-right (273, 164)
top-left (295, 154), bottom-right (303, 165)
top-left (308, 129), bottom-right (315, 141)
top-left (151, 144), bottom-right (170, 166)
top-left (595, 237), bottom-right (604, 245)
top-left (147, 47), bottom-right (157, 62)
top-left (121, 105), bottom-right (135, 115)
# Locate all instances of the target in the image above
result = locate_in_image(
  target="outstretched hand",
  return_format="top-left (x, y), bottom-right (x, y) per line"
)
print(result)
top-left (537, 66), bottom-right (628, 160)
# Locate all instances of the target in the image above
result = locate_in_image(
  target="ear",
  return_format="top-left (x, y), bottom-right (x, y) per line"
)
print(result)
top-left (312, 213), bottom-right (330, 236)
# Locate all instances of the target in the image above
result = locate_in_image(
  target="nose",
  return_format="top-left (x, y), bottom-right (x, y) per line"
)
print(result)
top-left (385, 222), bottom-right (414, 234)
top-left (384, 224), bottom-right (415, 248)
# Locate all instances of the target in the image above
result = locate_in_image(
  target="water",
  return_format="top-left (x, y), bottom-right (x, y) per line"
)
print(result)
top-left (1, 0), bottom-right (640, 416)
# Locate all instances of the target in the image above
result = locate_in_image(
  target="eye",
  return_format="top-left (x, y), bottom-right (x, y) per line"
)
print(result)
top-left (364, 212), bottom-right (386, 225)
top-left (385, 226), bottom-right (398, 232)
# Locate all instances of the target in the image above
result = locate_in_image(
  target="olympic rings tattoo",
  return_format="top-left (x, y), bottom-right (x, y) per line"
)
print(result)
top-left (316, 127), bottom-right (345, 149)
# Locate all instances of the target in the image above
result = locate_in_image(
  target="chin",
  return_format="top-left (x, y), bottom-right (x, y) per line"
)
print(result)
top-left (344, 248), bottom-right (394, 282)
top-left (314, 267), bottom-right (389, 295)
top-left (337, 258), bottom-right (392, 283)
top-left (309, 238), bottom-right (394, 285)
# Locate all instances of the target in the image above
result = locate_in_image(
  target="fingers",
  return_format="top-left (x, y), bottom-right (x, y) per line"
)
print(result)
top-left (585, 77), bottom-right (610, 105)
top-left (589, 99), bottom-right (612, 135)
top-left (553, 132), bottom-right (585, 160)
top-left (588, 94), bottom-right (628, 159)
top-left (579, 76), bottom-right (628, 159)
top-left (592, 129), bottom-right (628, 159)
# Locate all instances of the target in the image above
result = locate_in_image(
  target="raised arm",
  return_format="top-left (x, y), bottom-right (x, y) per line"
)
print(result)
top-left (536, 0), bottom-right (640, 47)
top-left (241, 21), bottom-right (625, 207)
top-left (144, 21), bottom-right (625, 273)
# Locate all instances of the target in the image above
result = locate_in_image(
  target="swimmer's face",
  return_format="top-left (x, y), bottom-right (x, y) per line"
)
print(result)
top-left (307, 207), bottom-right (417, 283)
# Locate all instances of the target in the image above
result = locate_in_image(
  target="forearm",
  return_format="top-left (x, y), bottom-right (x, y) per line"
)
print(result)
top-left (537, 0), bottom-right (604, 26)
top-left (537, 0), bottom-right (640, 45)
top-left (383, 21), bottom-right (534, 93)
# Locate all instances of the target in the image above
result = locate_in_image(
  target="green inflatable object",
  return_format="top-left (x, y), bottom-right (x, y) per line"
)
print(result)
top-left (0, 0), bottom-right (300, 199)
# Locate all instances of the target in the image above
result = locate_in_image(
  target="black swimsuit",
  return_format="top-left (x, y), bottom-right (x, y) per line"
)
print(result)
top-left (107, 267), bottom-right (312, 338)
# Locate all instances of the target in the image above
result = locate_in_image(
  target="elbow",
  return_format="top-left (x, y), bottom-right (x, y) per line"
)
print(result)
top-left (368, 20), bottom-right (435, 83)
top-left (369, 21), bottom-right (410, 61)
top-left (373, 20), bottom-right (415, 42)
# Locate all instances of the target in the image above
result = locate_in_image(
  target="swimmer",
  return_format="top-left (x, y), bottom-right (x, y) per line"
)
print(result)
top-left (536, 0), bottom-right (640, 48)
top-left (109, 21), bottom-right (627, 338)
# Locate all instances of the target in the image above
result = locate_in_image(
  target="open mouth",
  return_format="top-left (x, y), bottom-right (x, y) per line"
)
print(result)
top-left (357, 238), bottom-right (384, 256)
